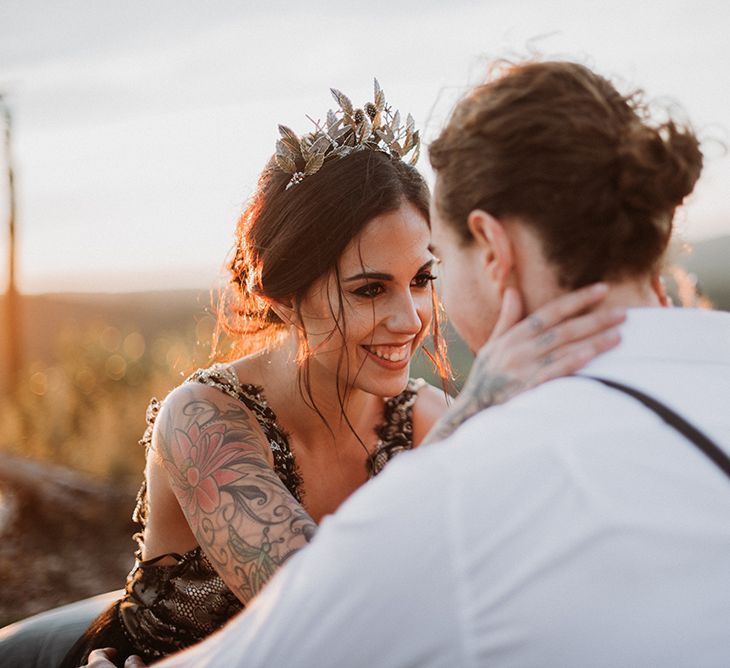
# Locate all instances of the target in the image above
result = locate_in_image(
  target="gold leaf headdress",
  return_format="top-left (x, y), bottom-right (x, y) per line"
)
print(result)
top-left (275, 78), bottom-right (421, 190)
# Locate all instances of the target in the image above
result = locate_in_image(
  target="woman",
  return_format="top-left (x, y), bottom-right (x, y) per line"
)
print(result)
top-left (14, 81), bottom-right (620, 668)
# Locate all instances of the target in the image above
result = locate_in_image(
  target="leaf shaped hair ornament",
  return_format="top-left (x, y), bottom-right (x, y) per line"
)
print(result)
top-left (274, 78), bottom-right (421, 190)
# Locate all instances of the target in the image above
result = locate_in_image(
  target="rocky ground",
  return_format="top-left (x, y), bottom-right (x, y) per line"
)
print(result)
top-left (0, 453), bottom-right (138, 627)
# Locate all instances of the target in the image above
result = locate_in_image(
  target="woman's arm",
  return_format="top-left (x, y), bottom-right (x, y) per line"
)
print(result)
top-left (423, 283), bottom-right (626, 445)
top-left (151, 384), bottom-right (317, 604)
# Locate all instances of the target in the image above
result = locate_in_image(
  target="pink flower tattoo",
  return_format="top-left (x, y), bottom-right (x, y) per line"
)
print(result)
top-left (165, 422), bottom-right (246, 516)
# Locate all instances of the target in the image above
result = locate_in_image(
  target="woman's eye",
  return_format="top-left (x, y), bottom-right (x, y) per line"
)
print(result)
top-left (353, 283), bottom-right (385, 298)
top-left (412, 272), bottom-right (437, 289)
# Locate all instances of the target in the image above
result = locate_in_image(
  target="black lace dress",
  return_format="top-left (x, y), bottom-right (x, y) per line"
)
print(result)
top-left (60, 365), bottom-right (425, 667)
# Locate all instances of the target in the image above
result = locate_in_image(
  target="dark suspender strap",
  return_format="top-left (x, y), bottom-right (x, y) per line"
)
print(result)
top-left (586, 376), bottom-right (730, 482)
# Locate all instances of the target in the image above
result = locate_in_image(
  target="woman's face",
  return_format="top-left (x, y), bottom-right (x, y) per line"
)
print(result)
top-left (298, 201), bottom-right (435, 398)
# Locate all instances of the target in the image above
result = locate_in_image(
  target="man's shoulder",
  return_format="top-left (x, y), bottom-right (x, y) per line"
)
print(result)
top-left (431, 375), bottom-right (637, 482)
top-left (456, 377), bottom-right (602, 441)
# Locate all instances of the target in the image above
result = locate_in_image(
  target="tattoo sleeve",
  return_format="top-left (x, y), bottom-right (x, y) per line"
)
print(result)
top-left (154, 390), bottom-right (317, 604)
top-left (422, 356), bottom-right (523, 446)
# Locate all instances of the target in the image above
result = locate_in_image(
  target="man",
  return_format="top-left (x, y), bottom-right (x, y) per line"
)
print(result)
top-left (91, 61), bottom-right (730, 667)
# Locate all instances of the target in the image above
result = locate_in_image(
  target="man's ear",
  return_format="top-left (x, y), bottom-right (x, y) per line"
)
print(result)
top-left (466, 209), bottom-right (514, 291)
top-left (269, 297), bottom-right (301, 327)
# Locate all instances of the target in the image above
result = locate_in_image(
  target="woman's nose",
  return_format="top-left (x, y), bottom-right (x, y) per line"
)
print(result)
top-left (386, 292), bottom-right (422, 335)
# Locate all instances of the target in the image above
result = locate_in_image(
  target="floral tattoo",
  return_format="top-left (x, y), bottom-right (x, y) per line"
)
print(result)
top-left (157, 394), bottom-right (317, 604)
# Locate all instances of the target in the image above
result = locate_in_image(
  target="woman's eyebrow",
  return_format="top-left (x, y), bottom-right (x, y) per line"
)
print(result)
top-left (343, 271), bottom-right (393, 282)
top-left (343, 259), bottom-right (434, 283)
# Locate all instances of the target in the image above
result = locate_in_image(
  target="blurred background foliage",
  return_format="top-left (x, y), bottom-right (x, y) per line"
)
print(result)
top-left (0, 291), bottom-right (217, 483)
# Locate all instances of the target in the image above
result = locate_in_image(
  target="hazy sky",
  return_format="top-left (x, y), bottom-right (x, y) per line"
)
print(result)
top-left (2, 0), bottom-right (729, 293)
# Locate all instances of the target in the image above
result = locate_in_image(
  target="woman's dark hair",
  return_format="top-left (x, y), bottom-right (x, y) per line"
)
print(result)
top-left (429, 60), bottom-right (704, 288)
top-left (214, 148), bottom-right (449, 416)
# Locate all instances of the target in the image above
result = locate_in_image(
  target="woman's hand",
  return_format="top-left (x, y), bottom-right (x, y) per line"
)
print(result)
top-left (84, 647), bottom-right (147, 667)
top-left (423, 283), bottom-right (625, 444)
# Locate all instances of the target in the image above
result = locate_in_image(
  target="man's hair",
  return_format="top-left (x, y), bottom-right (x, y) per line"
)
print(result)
top-left (429, 60), bottom-right (703, 288)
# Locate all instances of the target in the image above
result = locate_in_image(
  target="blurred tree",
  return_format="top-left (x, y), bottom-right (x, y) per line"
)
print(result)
top-left (1, 93), bottom-right (19, 394)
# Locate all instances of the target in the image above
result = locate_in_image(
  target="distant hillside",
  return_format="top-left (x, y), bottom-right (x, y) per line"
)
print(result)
top-left (676, 235), bottom-right (730, 310)
top-left (0, 289), bottom-right (214, 374)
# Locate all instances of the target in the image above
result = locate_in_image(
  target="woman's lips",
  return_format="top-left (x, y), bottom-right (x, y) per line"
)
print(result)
top-left (361, 342), bottom-right (411, 370)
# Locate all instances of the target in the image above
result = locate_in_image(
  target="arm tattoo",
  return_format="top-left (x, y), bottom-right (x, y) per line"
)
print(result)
top-left (422, 356), bottom-right (523, 446)
top-left (156, 396), bottom-right (318, 604)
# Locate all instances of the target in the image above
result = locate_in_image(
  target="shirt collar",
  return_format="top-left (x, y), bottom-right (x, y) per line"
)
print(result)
top-left (580, 307), bottom-right (730, 374)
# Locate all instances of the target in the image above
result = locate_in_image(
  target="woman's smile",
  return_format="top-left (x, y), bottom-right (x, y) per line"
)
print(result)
top-left (361, 341), bottom-right (413, 370)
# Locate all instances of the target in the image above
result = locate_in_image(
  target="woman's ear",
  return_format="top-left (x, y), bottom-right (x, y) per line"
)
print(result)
top-left (466, 209), bottom-right (514, 292)
top-left (269, 297), bottom-right (301, 327)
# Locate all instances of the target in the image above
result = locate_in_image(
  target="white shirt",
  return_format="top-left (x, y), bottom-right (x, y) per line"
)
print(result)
top-left (159, 307), bottom-right (730, 668)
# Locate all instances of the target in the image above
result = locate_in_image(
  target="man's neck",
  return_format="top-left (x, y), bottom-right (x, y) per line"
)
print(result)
top-left (506, 220), bottom-right (664, 314)
top-left (523, 278), bottom-right (662, 315)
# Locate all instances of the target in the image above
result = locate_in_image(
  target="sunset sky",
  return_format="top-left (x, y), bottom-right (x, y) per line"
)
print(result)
top-left (1, 0), bottom-right (729, 293)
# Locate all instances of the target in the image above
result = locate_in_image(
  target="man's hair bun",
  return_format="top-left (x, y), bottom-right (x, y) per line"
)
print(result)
top-left (617, 119), bottom-right (703, 216)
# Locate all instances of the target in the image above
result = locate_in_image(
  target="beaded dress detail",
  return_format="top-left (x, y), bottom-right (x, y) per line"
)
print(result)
top-left (62, 365), bottom-right (425, 665)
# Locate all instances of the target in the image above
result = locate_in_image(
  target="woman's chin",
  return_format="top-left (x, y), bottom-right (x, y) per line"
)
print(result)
top-left (357, 361), bottom-right (412, 398)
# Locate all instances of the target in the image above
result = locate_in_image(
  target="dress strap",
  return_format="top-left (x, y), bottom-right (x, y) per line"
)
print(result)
top-left (587, 376), bottom-right (730, 482)
top-left (367, 378), bottom-right (425, 477)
